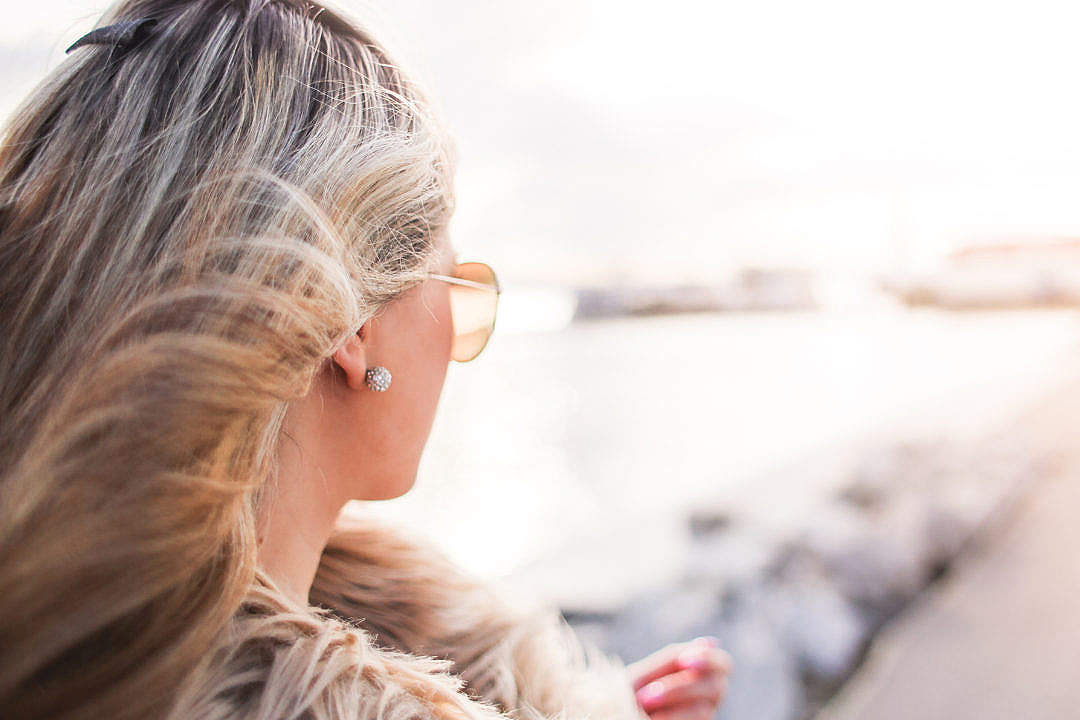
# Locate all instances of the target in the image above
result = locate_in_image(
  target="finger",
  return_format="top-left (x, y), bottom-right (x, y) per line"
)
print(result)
top-left (676, 647), bottom-right (734, 678)
top-left (636, 669), bottom-right (726, 712)
top-left (645, 679), bottom-right (730, 720)
top-left (647, 699), bottom-right (718, 720)
top-left (628, 637), bottom-right (717, 691)
top-left (635, 647), bottom-right (733, 713)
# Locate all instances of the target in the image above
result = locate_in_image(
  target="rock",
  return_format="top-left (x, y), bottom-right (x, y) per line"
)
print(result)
top-left (713, 587), bottom-right (806, 720)
top-left (602, 584), bottom-right (726, 664)
top-left (769, 578), bottom-right (867, 684)
top-left (689, 509), bottom-right (735, 538)
top-left (684, 526), bottom-right (778, 592)
top-left (790, 502), bottom-right (930, 624)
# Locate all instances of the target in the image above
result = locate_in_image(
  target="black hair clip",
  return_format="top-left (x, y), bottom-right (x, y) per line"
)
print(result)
top-left (66, 17), bottom-right (158, 55)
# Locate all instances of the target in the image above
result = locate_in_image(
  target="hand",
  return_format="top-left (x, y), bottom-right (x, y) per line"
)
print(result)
top-left (626, 637), bottom-right (732, 720)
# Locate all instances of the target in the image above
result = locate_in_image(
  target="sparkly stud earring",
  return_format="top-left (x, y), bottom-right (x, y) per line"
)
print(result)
top-left (365, 366), bottom-right (392, 392)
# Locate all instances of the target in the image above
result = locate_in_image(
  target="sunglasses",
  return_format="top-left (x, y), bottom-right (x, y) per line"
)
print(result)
top-left (427, 261), bottom-right (501, 362)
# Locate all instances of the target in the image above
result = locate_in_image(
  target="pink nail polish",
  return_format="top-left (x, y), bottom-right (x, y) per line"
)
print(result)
top-left (687, 657), bottom-right (711, 670)
top-left (637, 681), bottom-right (664, 704)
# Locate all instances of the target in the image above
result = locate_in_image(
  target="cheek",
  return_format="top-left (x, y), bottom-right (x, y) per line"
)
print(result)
top-left (369, 284), bottom-right (452, 498)
top-left (433, 284), bottom-right (454, 363)
top-left (406, 284), bottom-right (452, 443)
top-left (415, 282), bottom-right (453, 410)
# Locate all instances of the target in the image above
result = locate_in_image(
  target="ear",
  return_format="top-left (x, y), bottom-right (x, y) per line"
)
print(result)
top-left (332, 324), bottom-right (369, 391)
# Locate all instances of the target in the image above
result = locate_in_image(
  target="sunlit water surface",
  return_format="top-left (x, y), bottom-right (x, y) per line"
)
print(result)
top-left (353, 306), bottom-right (1080, 608)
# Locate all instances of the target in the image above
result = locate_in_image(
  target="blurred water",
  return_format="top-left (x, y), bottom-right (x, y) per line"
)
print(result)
top-left (360, 305), bottom-right (1080, 607)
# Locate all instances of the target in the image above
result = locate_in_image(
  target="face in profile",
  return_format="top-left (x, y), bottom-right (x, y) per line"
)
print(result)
top-left (282, 233), bottom-right (458, 503)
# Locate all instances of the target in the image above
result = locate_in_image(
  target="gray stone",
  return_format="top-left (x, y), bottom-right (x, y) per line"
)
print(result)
top-left (603, 584), bottom-right (726, 664)
top-left (713, 592), bottom-right (806, 720)
top-left (769, 578), bottom-right (867, 684)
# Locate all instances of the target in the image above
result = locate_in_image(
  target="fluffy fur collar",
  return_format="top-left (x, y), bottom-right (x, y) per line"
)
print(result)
top-left (170, 512), bottom-right (647, 720)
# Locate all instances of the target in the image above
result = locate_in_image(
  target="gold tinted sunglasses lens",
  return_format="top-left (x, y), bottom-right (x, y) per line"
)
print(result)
top-left (448, 262), bottom-right (499, 362)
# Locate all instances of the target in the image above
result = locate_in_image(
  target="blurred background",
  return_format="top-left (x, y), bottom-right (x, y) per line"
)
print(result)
top-left (7, 2), bottom-right (1080, 718)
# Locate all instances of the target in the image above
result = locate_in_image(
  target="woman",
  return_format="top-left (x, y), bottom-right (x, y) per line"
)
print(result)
top-left (0, 1), bottom-right (731, 719)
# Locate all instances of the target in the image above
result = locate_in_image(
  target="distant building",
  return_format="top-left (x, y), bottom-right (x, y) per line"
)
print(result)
top-left (881, 238), bottom-right (1080, 309)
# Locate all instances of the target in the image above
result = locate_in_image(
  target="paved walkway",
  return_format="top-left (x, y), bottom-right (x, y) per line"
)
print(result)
top-left (816, 373), bottom-right (1080, 720)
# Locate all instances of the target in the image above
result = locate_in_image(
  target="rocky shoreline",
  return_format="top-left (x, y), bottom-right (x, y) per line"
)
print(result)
top-left (561, 403), bottom-right (1065, 720)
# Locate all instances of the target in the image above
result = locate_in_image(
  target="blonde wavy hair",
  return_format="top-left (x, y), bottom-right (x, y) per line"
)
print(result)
top-left (0, 0), bottom-right (460, 717)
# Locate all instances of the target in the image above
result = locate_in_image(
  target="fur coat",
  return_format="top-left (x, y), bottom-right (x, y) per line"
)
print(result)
top-left (174, 511), bottom-right (650, 720)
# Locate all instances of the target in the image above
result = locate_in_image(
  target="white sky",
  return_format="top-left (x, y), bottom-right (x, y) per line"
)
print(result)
top-left (5, 0), bottom-right (1080, 282)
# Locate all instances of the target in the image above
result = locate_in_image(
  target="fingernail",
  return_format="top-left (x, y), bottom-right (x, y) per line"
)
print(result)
top-left (687, 657), bottom-right (711, 670)
top-left (678, 648), bottom-right (707, 668)
top-left (637, 681), bottom-right (664, 704)
top-left (699, 635), bottom-right (720, 647)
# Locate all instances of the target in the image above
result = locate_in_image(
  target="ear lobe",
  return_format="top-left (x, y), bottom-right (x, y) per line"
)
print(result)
top-left (332, 329), bottom-right (368, 391)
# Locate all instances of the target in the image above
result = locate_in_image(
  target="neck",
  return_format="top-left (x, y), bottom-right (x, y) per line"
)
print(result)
top-left (257, 439), bottom-right (345, 606)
